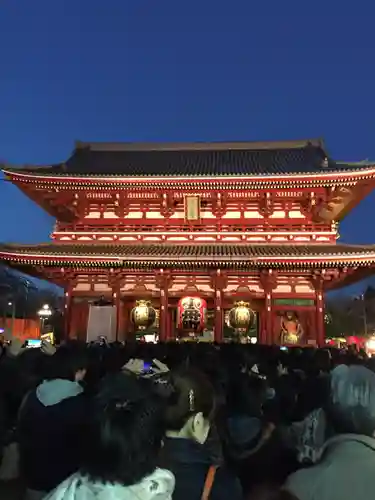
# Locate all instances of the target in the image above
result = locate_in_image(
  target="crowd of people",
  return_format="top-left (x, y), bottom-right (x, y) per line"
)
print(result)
top-left (0, 337), bottom-right (374, 500)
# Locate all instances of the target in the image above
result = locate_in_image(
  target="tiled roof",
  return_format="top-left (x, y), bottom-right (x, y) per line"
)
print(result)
top-left (1, 243), bottom-right (375, 269)
top-left (4, 139), bottom-right (367, 177)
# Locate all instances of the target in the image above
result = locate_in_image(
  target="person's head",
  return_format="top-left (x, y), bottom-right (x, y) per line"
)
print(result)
top-left (328, 364), bottom-right (375, 436)
top-left (82, 373), bottom-right (165, 486)
top-left (165, 368), bottom-right (215, 444)
top-left (313, 348), bottom-right (331, 373)
top-left (45, 342), bottom-right (88, 382)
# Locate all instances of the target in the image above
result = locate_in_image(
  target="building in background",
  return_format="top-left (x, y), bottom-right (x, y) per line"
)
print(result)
top-left (1, 139), bottom-right (375, 345)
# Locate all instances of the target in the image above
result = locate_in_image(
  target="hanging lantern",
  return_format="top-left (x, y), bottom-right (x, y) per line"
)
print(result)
top-left (228, 301), bottom-right (254, 331)
top-left (131, 300), bottom-right (156, 330)
top-left (178, 296), bottom-right (207, 332)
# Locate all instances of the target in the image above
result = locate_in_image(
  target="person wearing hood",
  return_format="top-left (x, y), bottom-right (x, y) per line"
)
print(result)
top-left (44, 372), bottom-right (174, 500)
top-left (221, 368), bottom-right (292, 493)
top-left (159, 368), bottom-right (242, 500)
top-left (285, 364), bottom-right (375, 500)
top-left (18, 343), bottom-right (90, 499)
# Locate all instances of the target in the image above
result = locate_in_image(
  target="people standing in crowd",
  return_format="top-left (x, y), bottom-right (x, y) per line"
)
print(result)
top-left (18, 342), bottom-right (90, 499)
top-left (0, 337), bottom-right (374, 499)
top-left (45, 371), bottom-right (175, 500)
top-left (160, 368), bottom-right (243, 500)
top-left (285, 364), bottom-right (375, 500)
top-left (0, 339), bottom-right (37, 430)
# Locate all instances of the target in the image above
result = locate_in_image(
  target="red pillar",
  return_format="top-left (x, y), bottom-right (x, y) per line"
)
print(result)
top-left (260, 270), bottom-right (275, 345)
top-left (265, 291), bottom-right (273, 344)
top-left (167, 307), bottom-right (174, 341)
top-left (113, 286), bottom-right (121, 341)
top-left (313, 273), bottom-right (325, 348)
top-left (213, 269), bottom-right (225, 343)
top-left (316, 288), bottom-right (325, 348)
top-left (158, 270), bottom-right (170, 342)
top-left (64, 285), bottom-right (72, 340)
top-left (69, 300), bottom-right (89, 341)
top-left (214, 289), bottom-right (224, 343)
top-left (118, 300), bottom-right (127, 342)
top-left (258, 309), bottom-right (266, 345)
top-left (259, 294), bottom-right (273, 345)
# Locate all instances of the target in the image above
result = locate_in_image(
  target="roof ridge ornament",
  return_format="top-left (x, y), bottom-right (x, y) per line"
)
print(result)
top-left (74, 141), bottom-right (90, 150)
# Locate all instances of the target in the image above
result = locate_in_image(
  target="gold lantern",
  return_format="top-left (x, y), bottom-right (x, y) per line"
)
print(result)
top-left (131, 300), bottom-right (156, 330)
top-left (228, 301), bottom-right (254, 331)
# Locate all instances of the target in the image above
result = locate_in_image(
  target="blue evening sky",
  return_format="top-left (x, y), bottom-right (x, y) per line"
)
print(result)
top-left (0, 0), bottom-right (374, 293)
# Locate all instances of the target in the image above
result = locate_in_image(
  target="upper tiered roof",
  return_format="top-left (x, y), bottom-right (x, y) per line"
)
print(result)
top-left (3, 138), bottom-right (374, 178)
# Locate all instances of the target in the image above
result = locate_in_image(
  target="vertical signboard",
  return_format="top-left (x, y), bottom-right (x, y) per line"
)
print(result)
top-left (184, 195), bottom-right (200, 222)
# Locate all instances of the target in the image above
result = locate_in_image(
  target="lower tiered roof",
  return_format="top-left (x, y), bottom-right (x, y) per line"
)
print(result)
top-left (1, 243), bottom-right (375, 269)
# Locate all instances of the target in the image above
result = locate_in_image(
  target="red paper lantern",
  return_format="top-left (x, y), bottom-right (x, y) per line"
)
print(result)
top-left (177, 296), bottom-right (207, 332)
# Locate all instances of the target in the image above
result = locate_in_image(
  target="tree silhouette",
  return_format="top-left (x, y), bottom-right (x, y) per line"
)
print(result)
top-left (0, 265), bottom-right (63, 319)
top-left (326, 287), bottom-right (375, 338)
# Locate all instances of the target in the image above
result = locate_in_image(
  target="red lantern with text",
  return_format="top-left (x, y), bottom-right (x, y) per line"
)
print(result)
top-left (178, 297), bottom-right (207, 332)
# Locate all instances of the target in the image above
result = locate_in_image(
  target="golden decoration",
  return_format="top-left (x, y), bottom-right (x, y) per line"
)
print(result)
top-left (228, 301), bottom-right (254, 331)
top-left (280, 311), bottom-right (303, 345)
top-left (130, 300), bottom-right (156, 330)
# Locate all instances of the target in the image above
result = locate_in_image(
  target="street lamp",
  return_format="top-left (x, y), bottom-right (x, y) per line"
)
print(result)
top-left (7, 301), bottom-right (16, 337)
top-left (38, 304), bottom-right (52, 335)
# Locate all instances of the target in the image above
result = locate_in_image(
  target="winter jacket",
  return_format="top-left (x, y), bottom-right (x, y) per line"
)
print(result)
top-left (222, 414), bottom-right (295, 491)
top-left (285, 434), bottom-right (375, 500)
top-left (18, 379), bottom-right (89, 493)
top-left (43, 468), bottom-right (175, 500)
top-left (160, 437), bottom-right (242, 500)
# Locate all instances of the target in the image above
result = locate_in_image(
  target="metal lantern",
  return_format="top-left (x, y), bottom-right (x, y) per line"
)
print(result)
top-left (131, 300), bottom-right (156, 330)
top-left (177, 296), bottom-right (207, 332)
top-left (228, 301), bottom-right (254, 331)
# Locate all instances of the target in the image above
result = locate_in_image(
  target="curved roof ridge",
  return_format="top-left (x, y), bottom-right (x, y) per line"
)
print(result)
top-left (74, 138), bottom-right (325, 153)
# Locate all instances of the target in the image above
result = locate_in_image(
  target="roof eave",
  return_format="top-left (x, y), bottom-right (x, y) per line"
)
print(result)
top-left (3, 167), bottom-right (375, 185)
top-left (2, 255), bottom-right (375, 267)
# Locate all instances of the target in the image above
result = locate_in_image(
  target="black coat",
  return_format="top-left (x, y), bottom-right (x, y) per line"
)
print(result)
top-left (160, 437), bottom-right (243, 500)
top-left (17, 386), bottom-right (89, 492)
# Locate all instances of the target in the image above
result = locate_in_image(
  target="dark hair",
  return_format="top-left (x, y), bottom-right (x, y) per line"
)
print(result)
top-left (165, 368), bottom-right (215, 431)
top-left (313, 348), bottom-right (332, 373)
top-left (45, 342), bottom-right (88, 381)
top-left (82, 373), bottom-right (165, 485)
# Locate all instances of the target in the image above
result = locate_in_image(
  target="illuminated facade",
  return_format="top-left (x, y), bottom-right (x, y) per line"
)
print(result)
top-left (2, 139), bottom-right (375, 345)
